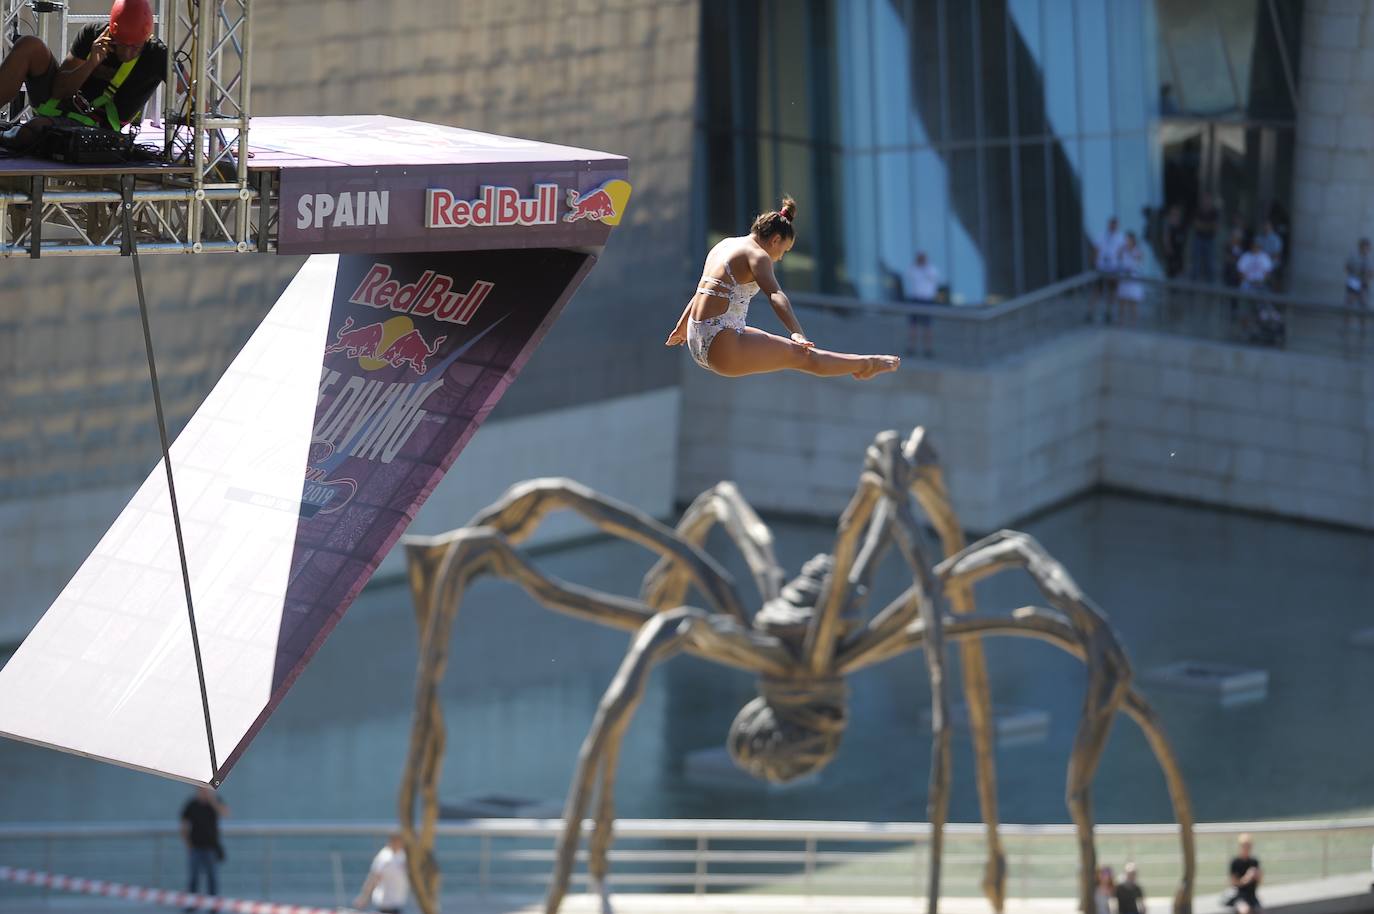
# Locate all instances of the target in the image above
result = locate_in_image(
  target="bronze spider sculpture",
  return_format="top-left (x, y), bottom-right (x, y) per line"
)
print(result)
top-left (398, 428), bottom-right (1197, 914)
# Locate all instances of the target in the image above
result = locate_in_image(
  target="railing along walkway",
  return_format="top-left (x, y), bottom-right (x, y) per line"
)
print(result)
top-left (2, 817), bottom-right (1372, 907)
top-left (789, 274), bottom-right (1374, 366)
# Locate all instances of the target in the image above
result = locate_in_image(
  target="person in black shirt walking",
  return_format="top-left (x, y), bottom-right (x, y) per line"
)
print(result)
top-left (1227, 833), bottom-right (1263, 913)
top-left (180, 787), bottom-right (229, 899)
top-left (1115, 861), bottom-right (1147, 914)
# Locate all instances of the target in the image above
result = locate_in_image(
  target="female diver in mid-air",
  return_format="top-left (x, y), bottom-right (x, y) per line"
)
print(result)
top-left (666, 197), bottom-right (901, 379)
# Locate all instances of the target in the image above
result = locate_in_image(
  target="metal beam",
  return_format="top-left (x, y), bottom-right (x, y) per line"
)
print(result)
top-left (0, 0), bottom-right (257, 256)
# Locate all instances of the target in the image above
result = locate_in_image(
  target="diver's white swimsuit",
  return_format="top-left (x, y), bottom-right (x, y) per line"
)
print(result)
top-left (686, 260), bottom-right (759, 370)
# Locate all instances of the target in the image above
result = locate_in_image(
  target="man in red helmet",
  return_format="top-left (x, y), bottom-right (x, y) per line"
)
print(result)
top-left (0, 0), bottom-right (166, 143)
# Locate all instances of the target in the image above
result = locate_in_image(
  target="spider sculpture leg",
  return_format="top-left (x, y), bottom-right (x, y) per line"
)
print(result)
top-left (641, 481), bottom-right (785, 610)
top-left (469, 477), bottom-right (750, 623)
top-left (853, 428), bottom-right (1006, 912)
top-left (399, 518), bottom-right (789, 914)
top-left (839, 607), bottom-right (1196, 914)
top-left (544, 608), bottom-right (782, 914)
top-left (937, 533), bottom-right (1134, 914)
top-left (951, 610), bottom-right (1195, 914)
top-left (398, 527), bottom-right (657, 914)
top-left (1121, 690), bottom-right (1196, 914)
top-left (401, 491), bottom-right (792, 914)
top-left (844, 432), bottom-right (954, 911)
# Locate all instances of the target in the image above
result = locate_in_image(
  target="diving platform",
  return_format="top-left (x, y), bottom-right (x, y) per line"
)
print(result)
top-left (0, 101), bottom-right (633, 785)
top-left (0, 114), bottom-right (629, 256)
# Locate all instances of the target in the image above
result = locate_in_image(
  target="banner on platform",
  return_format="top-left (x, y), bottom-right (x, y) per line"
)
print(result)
top-left (0, 248), bottom-right (594, 784)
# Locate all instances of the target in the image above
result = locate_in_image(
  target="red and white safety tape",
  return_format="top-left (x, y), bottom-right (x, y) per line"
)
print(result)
top-left (0, 866), bottom-right (360, 914)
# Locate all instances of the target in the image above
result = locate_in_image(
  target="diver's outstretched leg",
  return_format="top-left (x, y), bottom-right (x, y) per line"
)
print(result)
top-left (707, 327), bottom-right (899, 379)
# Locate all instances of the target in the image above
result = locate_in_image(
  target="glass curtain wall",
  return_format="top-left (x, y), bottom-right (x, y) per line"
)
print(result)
top-left (697, 0), bottom-right (1301, 302)
top-left (1155, 0), bottom-right (1303, 273)
top-left (699, 0), bottom-right (1159, 303)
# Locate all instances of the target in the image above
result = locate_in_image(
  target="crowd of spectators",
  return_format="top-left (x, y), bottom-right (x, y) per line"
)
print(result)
top-left (1093, 194), bottom-right (1373, 348)
top-left (883, 193), bottom-right (1371, 357)
top-left (1090, 835), bottom-right (1265, 913)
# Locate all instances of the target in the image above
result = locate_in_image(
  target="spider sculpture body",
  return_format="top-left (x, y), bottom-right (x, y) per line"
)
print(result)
top-left (399, 428), bottom-right (1197, 914)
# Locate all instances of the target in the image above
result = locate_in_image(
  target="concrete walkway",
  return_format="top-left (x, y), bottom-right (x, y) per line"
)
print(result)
top-left (4, 879), bottom-right (1371, 914)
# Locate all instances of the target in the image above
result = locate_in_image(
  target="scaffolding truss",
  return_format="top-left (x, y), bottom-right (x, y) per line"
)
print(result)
top-left (0, 0), bottom-right (272, 256)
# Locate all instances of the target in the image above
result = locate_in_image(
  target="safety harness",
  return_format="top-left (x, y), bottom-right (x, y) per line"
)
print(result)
top-left (34, 55), bottom-right (139, 131)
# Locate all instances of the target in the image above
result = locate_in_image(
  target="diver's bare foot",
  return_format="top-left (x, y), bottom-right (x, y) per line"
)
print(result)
top-left (852, 355), bottom-right (900, 380)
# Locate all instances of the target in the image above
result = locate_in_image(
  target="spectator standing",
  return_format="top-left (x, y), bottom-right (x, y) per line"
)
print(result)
top-left (1115, 862), bottom-right (1147, 914)
top-left (1223, 227), bottom-right (1247, 289)
top-left (1094, 865), bottom-right (1116, 914)
top-left (180, 787), bottom-right (228, 899)
top-left (1227, 834), bottom-right (1263, 913)
top-left (1344, 237), bottom-right (1372, 309)
top-left (1161, 205), bottom-right (1187, 278)
top-left (1116, 232), bottom-right (1145, 327)
top-left (1236, 239), bottom-right (1282, 346)
top-left (1254, 220), bottom-right (1284, 289)
top-left (1236, 239), bottom-right (1274, 292)
top-left (1345, 237), bottom-right (1373, 349)
top-left (1191, 193), bottom-right (1220, 282)
top-left (1094, 216), bottom-right (1126, 322)
top-left (355, 833), bottom-right (409, 914)
top-left (900, 250), bottom-right (942, 357)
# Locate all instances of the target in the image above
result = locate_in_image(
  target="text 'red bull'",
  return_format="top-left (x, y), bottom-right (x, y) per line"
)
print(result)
top-left (349, 265), bottom-right (494, 325)
top-left (426, 184), bottom-right (558, 229)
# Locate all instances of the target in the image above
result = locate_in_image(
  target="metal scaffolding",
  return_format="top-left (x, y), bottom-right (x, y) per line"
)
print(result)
top-left (0, 0), bottom-right (274, 256)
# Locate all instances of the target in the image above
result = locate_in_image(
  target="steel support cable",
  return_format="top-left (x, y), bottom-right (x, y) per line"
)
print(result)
top-left (121, 197), bottom-right (219, 781)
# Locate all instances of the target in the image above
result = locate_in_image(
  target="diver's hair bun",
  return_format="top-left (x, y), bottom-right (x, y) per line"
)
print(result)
top-left (751, 196), bottom-right (798, 240)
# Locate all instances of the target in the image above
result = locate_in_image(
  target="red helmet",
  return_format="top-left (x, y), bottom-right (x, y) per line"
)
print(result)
top-left (109, 0), bottom-right (154, 45)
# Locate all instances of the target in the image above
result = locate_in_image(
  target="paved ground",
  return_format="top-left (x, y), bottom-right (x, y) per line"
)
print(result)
top-left (3, 876), bottom-right (1372, 914)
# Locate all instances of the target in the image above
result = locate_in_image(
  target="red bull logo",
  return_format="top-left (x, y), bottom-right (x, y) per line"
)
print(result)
top-left (349, 264), bottom-right (493, 326)
top-left (563, 179), bottom-right (632, 226)
top-left (326, 316), bottom-right (446, 375)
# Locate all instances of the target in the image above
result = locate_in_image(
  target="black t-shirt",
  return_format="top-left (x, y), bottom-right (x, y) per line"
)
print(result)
top-left (1194, 206), bottom-right (1220, 240)
top-left (180, 799), bottom-right (222, 849)
top-left (1230, 855), bottom-right (1260, 900)
top-left (1115, 881), bottom-right (1144, 914)
top-left (68, 23), bottom-right (167, 127)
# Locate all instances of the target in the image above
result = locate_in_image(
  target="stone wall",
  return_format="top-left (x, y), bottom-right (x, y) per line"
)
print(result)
top-left (677, 329), bottom-right (1374, 534)
top-left (1289, 0), bottom-right (1374, 299)
top-left (677, 331), bottom-right (1105, 533)
top-left (1100, 332), bottom-right (1374, 529)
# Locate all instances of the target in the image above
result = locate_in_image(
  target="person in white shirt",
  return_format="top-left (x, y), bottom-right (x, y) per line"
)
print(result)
top-left (1236, 239), bottom-right (1282, 346)
top-left (1115, 232), bottom-right (1145, 327)
top-left (900, 250), bottom-right (942, 357)
top-left (1093, 216), bottom-right (1126, 322)
top-left (355, 834), bottom-right (409, 914)
top-left (1236, 240), bottom-right (1273, 292)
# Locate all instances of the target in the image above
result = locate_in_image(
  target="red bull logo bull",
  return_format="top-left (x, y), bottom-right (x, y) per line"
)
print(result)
top-left (324, 317), bottom-right (385, 360)
top-left (326, 317), bottom-right (446, 375)
top-left (378, 328), bottom-right (446, 374)
top-left (563, 179), bottom-right (632, 226)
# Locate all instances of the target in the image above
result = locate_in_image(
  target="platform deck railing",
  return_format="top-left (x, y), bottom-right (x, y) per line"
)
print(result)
top-left (789, 274), bottom-right (1374, 366)
top-left (1, 817), bottom-right (1372, 906)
